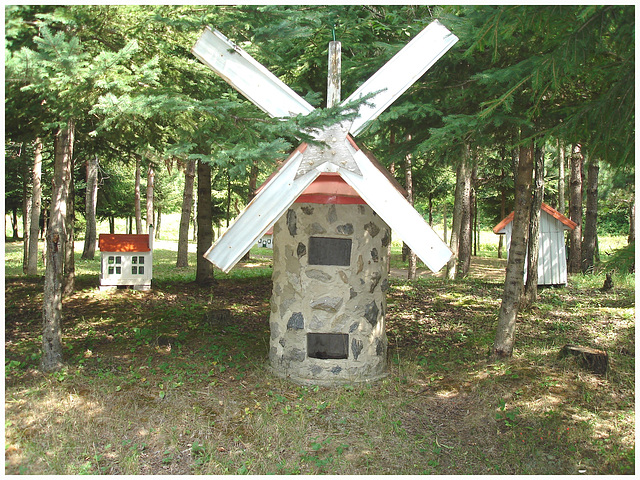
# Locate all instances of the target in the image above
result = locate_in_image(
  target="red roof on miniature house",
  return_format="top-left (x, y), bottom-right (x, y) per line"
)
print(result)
top-left (493, 202), bottom-right (577, 234)
top-left (98, 234), bottom-right (151, 252)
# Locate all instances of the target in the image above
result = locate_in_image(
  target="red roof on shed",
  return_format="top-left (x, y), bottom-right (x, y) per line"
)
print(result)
top-left (99, 234), bottom-right (151, 252)
top-left (493, 202), bottom-right (577, 234)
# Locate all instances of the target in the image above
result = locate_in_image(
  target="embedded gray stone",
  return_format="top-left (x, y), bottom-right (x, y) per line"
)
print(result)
top-left (287, 312), bottom-right (304, 330)
top-left (306, 269), bottom-right (332, 282)
top-left (310, 296), bottom-right (343, 313)
top-left (280, 296), bottom-right (296, 316)
top-left (358, 205), bottom-right (365, 215)
top-left (349, 322), bottom-right (360, 333)
top-left (336, 223), bottom-right (354, 235)
top-left (349, 287), bottom-right (357, 299)
top-left (301, 205), bottom-right (314, 215)
top-left (287, 348), bottom-right (306, 363)
top-left (270, 322), bottom-right (281, 339)
top-left (327, 204), bottom-right (337, 224)
top-left (331, 366), bottom-right (342, 375)
top-left (364, 301), bottom-right (379, 327)
top-left (381, 229), bottom-right (390, 247)
top-left (369, 271), bottom-right (381, 293)
top-left (352, 338), bottom-right (363, 360)
top-left (287, 209), bottom-right (297, 236)
top-left (371, 248), bottom-right (379, 262)
top-left (376, 339), bottom-right (384, 356)
top-left (381, 278), bottom-right (389, 292)
top-left (364, 222), bottom-right (380, 238)
top-left (279, 337), bottom-right (286, 347)
top-left (297, 242), bottom-right (307, 258)
top-left (310, 365), bottom-right (323, 375)
top-left (309, 222), bottom-right (326, 235)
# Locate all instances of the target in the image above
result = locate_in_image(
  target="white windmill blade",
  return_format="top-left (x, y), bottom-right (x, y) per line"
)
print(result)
top-left (204, 146), bottom-right (320, 273)
top-left (192, 27), bottom-right (315, 119)
top-left (344, 20), bottom-right (459, 137)
top-left (340, 148), bottom-right (453, 272)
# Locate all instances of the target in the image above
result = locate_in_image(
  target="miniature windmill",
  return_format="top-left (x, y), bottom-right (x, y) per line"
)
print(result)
top-left (192, 21), bottom-right (458, 385)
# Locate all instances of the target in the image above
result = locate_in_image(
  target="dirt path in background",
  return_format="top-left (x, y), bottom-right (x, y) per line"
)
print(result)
top-left (389, 255), bottom-right (507, 283)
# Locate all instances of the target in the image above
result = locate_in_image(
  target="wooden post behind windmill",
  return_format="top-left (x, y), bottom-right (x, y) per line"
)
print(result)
top-left (192, 21), bottom-right (458, 385)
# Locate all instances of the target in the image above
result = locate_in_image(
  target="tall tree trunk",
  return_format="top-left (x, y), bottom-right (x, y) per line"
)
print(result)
top-left (404, 141), bottom-right (417, 280)
top-left (388, 156), bottom-right (396, 274)
top-left (493, 140), bottom-right (534, 358)
top-left (456, 144), bottom-right (473, 279)
top-left (177, 159), bottom-right (196, 268)
top-left (582, 158), bottom-right (599, 273)
top-left (63, 154), bottom-right (75, 297)
top-left (11, 208), bottom-right (19, 240)
top-left (134, 156), bottom-right (142, 234)
top-left (196, 160), bottom-right (215, 285)
top-left (22, 142), bottom-right (31, 273)
top-left (568, 143), bottom-right (583, 274)
top-left (42, 120), bottom-right (74, 372)
top-left (498, 177), bottom-right (506, 259)
top-left (81, 155), bottom-right (98, 259)
top-left (27, 139), bottom-right (43, 275)
top-left (443, 202), bottom-right (448, 244)
top-left (471, 161), bottom-right (478, 257)
top-left (522, 143), bottom-right (545, 307)
top-left (146, 163), bottom-right (155, 230)
top-left (446, 158), bottom-right (466, 280)
top-left (628, 203), bottom-right (635, 244)
top-left (558, 139), bottom-right (566, 214)
top-left (109, 216), bottom-right (115, 234)
top-left (241, 163), bottom-right (260, 263)
top-left (155, 207), bottom-right (162, 239)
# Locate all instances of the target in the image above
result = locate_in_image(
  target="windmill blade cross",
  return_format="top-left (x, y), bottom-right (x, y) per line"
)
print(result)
top-left (344, 20), bottom-right (458, 137)
top-left (192, 27), bottom-right (315, 118)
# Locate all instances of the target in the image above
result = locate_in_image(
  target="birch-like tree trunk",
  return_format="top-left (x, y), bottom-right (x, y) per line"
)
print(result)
top-left (582, 158), bottom-right (599, 273)
top-left (445, 158), bottom-right (466, 280)
top-left (558, 139), bottom-right (566, 214)
top-left (404, 145), bottom-right (417, 280)
top-left (568, 144), bottom-right (583, 274)
top-left (456, 144), bottom-right (473, 279)
top-left (522, 143), bottom-right (544, 306)
top-left (155, 207), bottom-right (162, 239)
top-left (628, 203), bottom-right (635, 245)
top-left (146, 163), bottom-right (155, 231)
top-left (498, 180), bottom-right (506, 259)
top-left (22, 143), bottom-right (30, 273)
top-left (81, 155), bottom-right (98, 259)
top-left (177, 159), bottom-right (196, 268)
top-left (42, 120), bottom-right (74, 372)
top-left (134, 156), bottom-right (142, 234)
top-left (27, 139), bottom-right (43, 274)
top-left (196, 160), bottom-right (215, 285)
top-left (63, 152), bottom-right (75, 297)
top-left (493, 140), bottom-right (534, 358)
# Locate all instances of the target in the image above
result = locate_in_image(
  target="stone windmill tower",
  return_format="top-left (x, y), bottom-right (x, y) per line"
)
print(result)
top-left (192, 20), bottom-right (458, 385)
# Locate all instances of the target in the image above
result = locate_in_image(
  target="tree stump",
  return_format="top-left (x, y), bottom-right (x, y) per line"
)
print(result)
top-left (600, 272), bottom-right (614, 291)
top-left (560, 344), bottom-right (608, 374)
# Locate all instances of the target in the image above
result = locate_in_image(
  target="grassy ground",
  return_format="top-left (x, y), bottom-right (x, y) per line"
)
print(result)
top-left (4, 237), bottom-right (635, 474)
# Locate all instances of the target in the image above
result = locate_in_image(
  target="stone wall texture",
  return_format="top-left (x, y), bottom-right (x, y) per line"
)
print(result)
top-left (268, 202), bottom-right (391, 385)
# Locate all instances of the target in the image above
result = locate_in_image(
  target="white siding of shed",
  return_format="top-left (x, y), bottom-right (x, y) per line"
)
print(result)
top-left (501, 212), bottom-right (568, 286)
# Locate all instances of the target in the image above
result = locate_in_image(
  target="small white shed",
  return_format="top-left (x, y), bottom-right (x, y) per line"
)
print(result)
top-left (493, 203), bottom-right (577, 286)
top-left (98, 226), bottom-right (153, 290)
